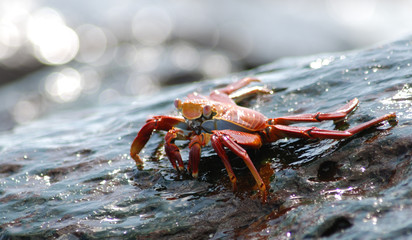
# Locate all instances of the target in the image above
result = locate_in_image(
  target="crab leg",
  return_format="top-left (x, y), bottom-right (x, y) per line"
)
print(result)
top-left (165, 129), bottom-right (187, 171)
top-left (267, 113), bottom-right (397, 140)
top-left (211, 134), bottom-right (238, 192)
top-left (214, 77), bottom-right (262, 95)
top-left (229, 86), bottom-right (272, 103)
top-left (188, 133), bottom-right (210, 178)
top-left (212, 130), bottom-right (266, 202)
top-left (210, 77), bottom-right (267, 104)
top-left (270, 98), bottom-right (359, 125)
top-left (130, 116), bottom-right (186, 168)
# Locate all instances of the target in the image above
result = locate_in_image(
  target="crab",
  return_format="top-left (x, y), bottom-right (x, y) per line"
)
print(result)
top-left (130, 77), bottom-right (396, 202)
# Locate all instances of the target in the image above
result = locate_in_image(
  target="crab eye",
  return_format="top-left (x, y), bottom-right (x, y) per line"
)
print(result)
top-left (174, 99), bottom-right (182, 110)
top-left (203, 105), bottom-right (212, 118)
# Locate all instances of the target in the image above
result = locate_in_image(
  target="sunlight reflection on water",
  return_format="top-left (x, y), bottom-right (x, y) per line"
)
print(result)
top-left (27, 8), bottom-right (79, 65)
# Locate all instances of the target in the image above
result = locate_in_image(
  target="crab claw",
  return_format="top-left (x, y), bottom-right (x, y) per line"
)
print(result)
top-left (130, 120), bottom-right (157, 169)
top-left (165, 129), bottom-right (185, 172)
top-left (130, 116), bottom-right (187, 169)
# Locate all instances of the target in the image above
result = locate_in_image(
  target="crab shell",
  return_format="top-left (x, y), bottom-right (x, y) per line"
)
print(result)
top-left (174, 97), bottom-right (270, 135)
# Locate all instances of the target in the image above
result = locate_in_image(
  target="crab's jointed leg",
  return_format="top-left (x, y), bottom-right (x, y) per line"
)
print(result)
top-left (214, 77), bottom-right (261, 95)
top-left (229, 86), bottom-right (272, 103)
top-left (188, 133), bottom-right (210, 178)
top-left (211, 134), bottom-right (238, 192)
top-left (130, 116), bottom-right (186, 168)
top-left (212, 130), bottom-right (266, 202)
top-left (165, 128), bottom-right (188, 171)
top-left (270, 98), bottom-right (360, 125)
top-left (266, 113), bottom-right (397, 140)
top-left (210, 77), bottom-right (270, 104)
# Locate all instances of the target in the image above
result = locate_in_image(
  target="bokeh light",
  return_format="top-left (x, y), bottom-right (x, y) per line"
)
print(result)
top-left (45, 68), bottom-right (83, 103)
top-left (99, 88), bottom-right (120, 104)
top-left (75, 24), bottom-right (108, 64)
top-left (0, 0), bottom-right (30, 61)
top-left (133, 47), bottom-right (163, 72)
top-left (12, 99), bottom-right (40, 124)
top-left (132, 6), bottom-right (173, 46)
top-left (201, 53), bottom-right (231, 78)
top-left (171, 42), bottom-right (200, 71)
top-left (114, 43), bottom-right (138, 67)
top-left (126, 74), bottom-right (159, 96)
top-left (27, 8), bottom-right (79, 65)
top-left (79, 67), bottom-right (101, 94)
top-left (0, 22), bottom-right (22, 60)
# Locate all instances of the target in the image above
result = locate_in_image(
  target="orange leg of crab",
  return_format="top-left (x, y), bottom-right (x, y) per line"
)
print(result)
top-left (165, 129), bottom-right (187, 171)
top-left (214, 77), bottom-right (261, 95)
top-left (210, 77), bottom-right (268, 104)
top-left (267, 113), bottom-right (397, 140)
top-left (212, 130), bottom-right (266, 202)
top-left (188, 133), bottom-right (210, 178)
top-left (130, 116), bottom-right (185, 168)
top-left (211, 134), bottom-right (238, 192)
top-left (270, 98), bottom-right (360, 125)
top-left (229, 85), bottom-right (273, 103)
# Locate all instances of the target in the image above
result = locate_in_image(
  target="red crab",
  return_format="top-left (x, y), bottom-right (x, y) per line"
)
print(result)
top-left (130, 78), bottom-right (396, 202)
